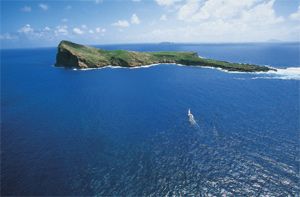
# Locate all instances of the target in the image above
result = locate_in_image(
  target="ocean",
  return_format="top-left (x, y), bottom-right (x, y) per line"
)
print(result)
top-left (1, 43), bottom-right (299, 196)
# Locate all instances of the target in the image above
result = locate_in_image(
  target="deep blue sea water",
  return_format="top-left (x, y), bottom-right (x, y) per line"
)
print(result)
top-left (1, 43), bottom-right (300, 196)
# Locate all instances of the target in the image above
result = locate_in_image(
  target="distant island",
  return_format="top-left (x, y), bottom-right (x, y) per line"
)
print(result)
top-left (55, 40), bottom-right (273, 72)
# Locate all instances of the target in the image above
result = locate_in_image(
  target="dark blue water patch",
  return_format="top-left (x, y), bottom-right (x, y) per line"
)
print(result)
top-left (1, 44), bottom-right (299, 196)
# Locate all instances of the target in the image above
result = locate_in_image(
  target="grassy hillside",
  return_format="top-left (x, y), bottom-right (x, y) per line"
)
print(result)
top-left (55, 40), bottom-right (272, 72)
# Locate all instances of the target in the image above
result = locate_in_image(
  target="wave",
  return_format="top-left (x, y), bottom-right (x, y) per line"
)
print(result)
top-left (69, 63), bottom-right (208, 71)
top-left (201, 65), bottom-right (300, 80)
top-left (251, 67), bottom-right (300, 80)
top-left (71, 64), bottom-right (161, 71)
top-left (59, 63), bottom-right (300, 80)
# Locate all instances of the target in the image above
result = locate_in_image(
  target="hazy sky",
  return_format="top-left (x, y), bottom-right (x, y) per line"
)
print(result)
top-left (1, 0), bottom-right (300, 48)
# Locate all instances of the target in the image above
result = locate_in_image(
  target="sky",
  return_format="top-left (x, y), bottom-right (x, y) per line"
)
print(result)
top-left (0, 0), bottom-right (300, 48)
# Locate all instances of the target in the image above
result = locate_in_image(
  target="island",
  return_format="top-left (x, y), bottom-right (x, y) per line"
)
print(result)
top-left (55, 40), bottom-right (273, 72)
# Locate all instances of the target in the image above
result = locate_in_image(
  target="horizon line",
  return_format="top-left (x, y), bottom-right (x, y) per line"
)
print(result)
top-left (1, 41), bottom-right (299, 50)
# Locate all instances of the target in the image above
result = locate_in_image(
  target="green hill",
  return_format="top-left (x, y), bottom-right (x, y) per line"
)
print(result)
top-left (55, 40), bottom-right (272, 72)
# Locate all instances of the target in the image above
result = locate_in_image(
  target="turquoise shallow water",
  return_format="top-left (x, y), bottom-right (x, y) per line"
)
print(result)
top-left (1, 43), bottom-right (300, 196)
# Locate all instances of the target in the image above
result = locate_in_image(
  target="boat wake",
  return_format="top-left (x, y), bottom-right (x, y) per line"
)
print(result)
top-left (188, 109), bottom-right (200, 128)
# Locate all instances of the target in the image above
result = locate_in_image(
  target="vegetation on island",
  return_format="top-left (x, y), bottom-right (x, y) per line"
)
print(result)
top-left (55, 40), bottom-right (273, 72)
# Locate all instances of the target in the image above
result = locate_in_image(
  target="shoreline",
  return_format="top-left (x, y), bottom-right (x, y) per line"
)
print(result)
top-left (53, 63), bottom-right (300, 80)
top-left (55, 63), bottom-right (276, 73)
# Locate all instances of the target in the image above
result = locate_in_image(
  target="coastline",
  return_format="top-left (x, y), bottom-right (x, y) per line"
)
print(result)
top-left (53, 63), bottom-right (300, 80)
top-left (55, 40), bottom-right (272, 72)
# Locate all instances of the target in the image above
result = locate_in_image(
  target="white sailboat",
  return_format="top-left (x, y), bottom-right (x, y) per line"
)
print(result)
top-left (188, 108), bottom-right (192, 117)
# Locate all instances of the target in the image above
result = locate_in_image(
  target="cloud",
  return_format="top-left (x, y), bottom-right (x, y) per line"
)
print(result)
top-left (132, 0), bottom-right (141, 2)
top-left (16, 23), bottom-right (107, 42)
top-left (177, 0), bottom-right (200, 21)
top-left (177, 0), bottom-right (261, 22)
top-left (173, 0), bottom-right (285, 41)
top-left (176, 0), bottom-right (284, 25)
top-left (112, 20), bottom-right (130, 28)
top-left (39, 3), bottom-right (48, 11)
top-left (290, 5), bottom-right (300, 21)
top-left (135, 0), bottom-right (296, 42)
top-left (160, 14), bottom-right (167, 21)
top-left (17, 24), bottom-right (54, 40)
top-left (18, 24), bottom-right (34, 34)
top-left (155, 0), bottom-right (182, 6)
top-left (15, 24), bottom-right (73, 42)
top-left (84, 27), bottom-right (107, 35)
top-left (131, 14), bottom-right (141, 24)
top-left (44, 26), bottom-right (51, 31)
top-left (96, 27), bottom-right (106, 33)
top-left (112, 14), bottom-right (140, 29)
top-left (240, 0), bottom-right (284, 26)
top-left (55, 25), bottom-right (68, 36)
top-left (21, 6), bottom-right (31, 12)
top-left (0, 33), bottom-right (18, 40)
top-left (73, 27), bottom-right (84, 35)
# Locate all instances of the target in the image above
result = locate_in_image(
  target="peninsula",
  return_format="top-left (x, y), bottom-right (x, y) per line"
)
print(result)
top-left (55, 40), bottom-right (273, 72)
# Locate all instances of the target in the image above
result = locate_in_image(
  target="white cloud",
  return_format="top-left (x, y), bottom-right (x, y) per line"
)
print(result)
top-left (135, 0), bottom-right (296, 42)
top-left (44, 26), bottom-right (51, 31)
top-left (21, 6), bottom-right (31, 12)
top-left (112, 14), bottom-right (140, 28)
top-left (112, 20), bottom-right (130, 28)
top-left (18, 24), bottom-right (34, 34)
top-left (89, 29), bottom-right (94, 34)
top-left (17, 24), bottom-right (50, 39)
top-left (73, 27), bottom-right (84, 35)
top-left (290, 5), bottom-right (300, 21)
top-left (39, 3), bottom-right (48, 11)
top-left (177, 0), bottom-right (200, 21)
top-left (160, 14), bottom-right (167, 21)
top-left (131, 14), bottom-right (141, 24)
top-left (240, 0), bottom-right (284, 26)
top-left (96, 27), bottom-right (106, 33)
top-left (55, 25), bottom-right (68, 36)
top-left (15, 24), bottom-right (71, 41)
top-left (61, 18), bottom-right (68, 23)
top-left (180, 0), bottom-right (284, 24)
top-left (155, 0), bottom-right (182, 6)
top-left (173, 0), bottom-right (285, 41)
top-left (178, 0), bottom-right (260, 22)
top-left (0, 33), bottom-right (18, 40)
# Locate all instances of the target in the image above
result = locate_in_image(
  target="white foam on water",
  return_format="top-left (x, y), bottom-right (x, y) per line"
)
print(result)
top-left (55, 62), bottom-right (300, 80)
top-left (252, 67), bottom-right (300, 80)
top-left (188, 109), bottom-right (200, 128)
top-left (189, 115), bottom-right (197, 126)
top-left (69, 63), bottom-right (161, 71)
top-left (128, 63), bottom-right (160, 69)
top-left (199, 65), bottom-right (300, 80)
